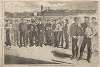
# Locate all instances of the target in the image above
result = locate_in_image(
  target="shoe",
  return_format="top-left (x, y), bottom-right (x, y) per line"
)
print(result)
top-left (24, 46), bottom-right (27, 48)
top-left (29, 45), bottom-right (33, 47)
top-left (77, 57), bottom-right (82, 61)
top-left (35, 45), bottom-right (38, 47)
top-left (19, 46), bottom-right (22, 48)
top-left (40, 45), bottom-right (43, 47)
top-left (87, 59), bottom-right (91, 63)
top-left (71, 56), bottom-right (75, 60)
top-left (64, 47), bottom-right (69, 49)
top-left (59, 46), bottom-right (63, 48)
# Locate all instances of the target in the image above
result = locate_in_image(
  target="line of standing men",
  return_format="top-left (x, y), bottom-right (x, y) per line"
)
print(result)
top-left (5, 16), bottom-right (97, 63)
top-left (5, 17), bottom-right (69, 49)
top-left (18, 18), bottom-right (70, 48)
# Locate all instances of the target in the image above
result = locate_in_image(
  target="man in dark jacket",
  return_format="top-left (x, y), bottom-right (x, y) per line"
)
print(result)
top-left (37, 21), bottom-right (45, 47)
top-left (70, 17), bottom-right (83, 59)
top-left (78, 17), bottom-right (92, 63)
top-left (19, 18), bottom-right (27, 47)
top-left (28, 19), bottom-right (38, 47)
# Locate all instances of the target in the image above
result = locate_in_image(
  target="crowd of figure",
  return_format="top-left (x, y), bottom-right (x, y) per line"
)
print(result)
top-left (5, 16), bottom-right (98, 63)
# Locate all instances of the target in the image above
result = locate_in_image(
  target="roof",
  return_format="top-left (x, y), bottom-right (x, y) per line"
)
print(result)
top-left (37, 9), bottom-right (96, 16)
top-left (5, 9), bottom-right (96, 18)
top-left (5, 12), bottom-right (34, 18)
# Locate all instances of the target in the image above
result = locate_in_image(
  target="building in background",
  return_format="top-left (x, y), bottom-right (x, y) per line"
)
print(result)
top-left (5, 5), bottom-right (97, 18)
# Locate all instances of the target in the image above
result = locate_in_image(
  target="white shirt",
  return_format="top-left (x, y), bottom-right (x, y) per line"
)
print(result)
top-left (85, 26), bottom-right (93, 38)
top-left (55, 24), bottom-right (63, 31)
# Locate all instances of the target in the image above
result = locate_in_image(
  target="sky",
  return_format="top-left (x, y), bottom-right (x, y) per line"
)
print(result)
top-left (5, 1), bottom-right (97, 12)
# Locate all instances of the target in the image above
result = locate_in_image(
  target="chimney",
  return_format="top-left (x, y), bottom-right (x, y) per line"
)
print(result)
top-left (41, 5), bottom-right (43, 12)
top-left (47, 7), bottom-right (50, 11)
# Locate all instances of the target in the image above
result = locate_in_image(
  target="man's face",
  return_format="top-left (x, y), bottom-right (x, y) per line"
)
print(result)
top-left (66, 20), bottom-right (69, 24)
top-left (84, 17), bottom-right (89, 22)
top-left (92, 18), bottom-right (96, 22)
top-left (74, 18), bottom-right (79, 24)
top-left (21, 18), bottom-right (24, 23)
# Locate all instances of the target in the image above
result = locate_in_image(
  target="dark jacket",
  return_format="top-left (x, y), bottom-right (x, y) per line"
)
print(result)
top-left (70, 23), bottom-right (83, 37)
top-left (19, 22), bottom-right (27, 32)
top-left (81, 22), bottom-right (88, 36)
top-left (63, 23), bottom-right (68, 32)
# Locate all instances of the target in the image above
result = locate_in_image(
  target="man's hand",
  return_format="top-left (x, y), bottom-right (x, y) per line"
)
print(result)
top-left (73, 36), bottom-right (77, 39)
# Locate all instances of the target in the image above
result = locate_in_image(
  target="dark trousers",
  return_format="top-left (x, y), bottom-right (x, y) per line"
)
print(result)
top-left (54, 31), bottom-right (59, 47)
top-left (15, 31), bottom-right (19, 46)
top-left (28, 31), bottom-right (38, 46)
top-left (26, 31), bottom-right (29, 45)
top-left (19, 31), bottom-right (26, 47)
top-left (79, 37), bottom-right (92, 61)
top-left (29, 31), bottom-right (34, 46)
top-left (5, 30), bottom-right (11, 46)
top-left (14, 30), bottom-right (19, 46)
top-left (57, 31), bottom-right (63, 47)
top-left (38, 31), bottom-right (44, 46)
top-left (64, 32), bottom-right (69, 48)
top-left (46, 31), bottom-right (52, 46)
top-left (34, 31), bottom-right (39, 45)
top-left (72, 37), bottom-right (78, 58)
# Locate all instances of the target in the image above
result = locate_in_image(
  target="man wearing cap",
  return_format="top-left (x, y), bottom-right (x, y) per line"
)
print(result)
top-left (5, 20), bottom-right (11, 47)
top-left (30, 19), bottom-right (38, 47)
top-left (91, 17), bottom-right (98, 52)
top-left (54, 19), bottom-right (63, 48)
top-left (37, 21), bottom-right (45, 47)
top-left (26, 19), bottom-right (32, 46)
top-left (70, 17), bottom-right (83, 59)
top-left (13, 19), bottom-right (19, 46)
top-left (63, 19), bottom-right (69, 49)
top-left (78, 17), bottom-right (93, 63)
top-left (51, 19), bottom-right (57, 47)
top-left (57, 22), bottom-right (64, 48)
top-left (19, 18), bottom-right (27, 47)
top-left (45, 21), bottom-right (52, 46)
